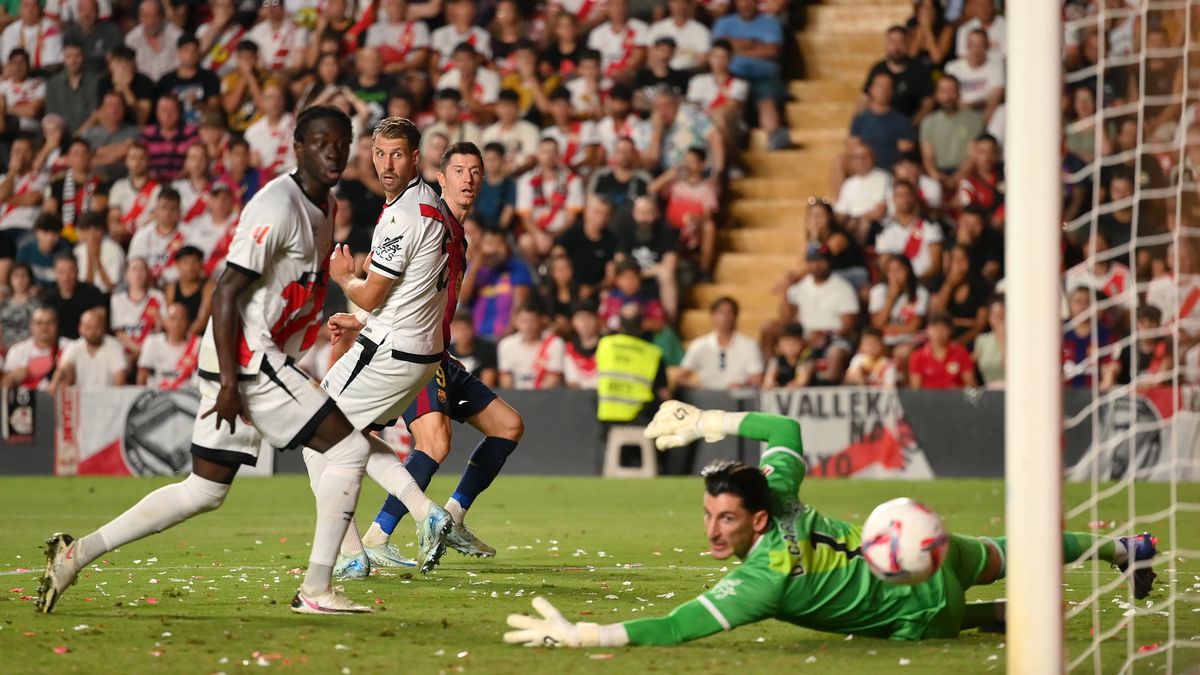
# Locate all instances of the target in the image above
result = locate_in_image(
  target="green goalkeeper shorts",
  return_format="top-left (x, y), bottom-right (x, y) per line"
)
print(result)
top-left (920, 534), bottom-right (994, 639)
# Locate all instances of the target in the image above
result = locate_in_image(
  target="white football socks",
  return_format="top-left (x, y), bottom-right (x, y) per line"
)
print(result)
top-left (302, 447), bottom-right (365, 557)
top-left (445, 498), bottom-right (466, 525)
top-left (304, 432), bottom-right (369, 596)
top-left (365, 435), bottom-right (433, 522)
top-left (361, 521), bottom-right (389, 548)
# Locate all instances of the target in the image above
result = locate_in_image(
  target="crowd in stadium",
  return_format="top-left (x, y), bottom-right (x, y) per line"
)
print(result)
top-left (0, 0), bottom-right (1194, 398)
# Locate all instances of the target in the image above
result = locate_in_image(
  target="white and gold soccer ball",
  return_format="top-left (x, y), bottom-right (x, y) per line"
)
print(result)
top-left (860, 498), bottom-right (949, 585)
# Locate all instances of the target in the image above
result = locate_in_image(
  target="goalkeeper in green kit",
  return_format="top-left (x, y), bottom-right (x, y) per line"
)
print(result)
top-left (503, 402), bottom-right (1158, 647)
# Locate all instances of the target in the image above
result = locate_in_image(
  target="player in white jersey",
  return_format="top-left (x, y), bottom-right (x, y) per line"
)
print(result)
top-left (35, 107), bottom-right (388, 616)
top-left (301, 117), bottom-right (456, 574)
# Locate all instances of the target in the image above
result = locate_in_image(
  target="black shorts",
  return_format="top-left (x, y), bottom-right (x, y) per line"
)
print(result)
top-left (401, 356), bottom-right (497, 426)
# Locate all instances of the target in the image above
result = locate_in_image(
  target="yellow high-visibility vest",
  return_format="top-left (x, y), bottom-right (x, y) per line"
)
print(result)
top-left (595, 333), bottom-right (662, 422)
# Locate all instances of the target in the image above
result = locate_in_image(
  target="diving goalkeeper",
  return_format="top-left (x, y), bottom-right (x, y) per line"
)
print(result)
top-left (503, 402), bottom-right (1158, 647)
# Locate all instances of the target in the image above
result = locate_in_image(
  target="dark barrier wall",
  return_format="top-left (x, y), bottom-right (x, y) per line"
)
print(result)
top-left (0, 392), bottom-right (56, 475)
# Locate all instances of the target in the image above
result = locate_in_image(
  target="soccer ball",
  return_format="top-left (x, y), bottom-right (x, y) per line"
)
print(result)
top-left (860, 498), bottom-right (949, 585)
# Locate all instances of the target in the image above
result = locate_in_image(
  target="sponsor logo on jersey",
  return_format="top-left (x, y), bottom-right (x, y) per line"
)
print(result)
top-left (711, 578), bottom-right (742, 600)
top-left (376, 233), bottom-right (405, 262)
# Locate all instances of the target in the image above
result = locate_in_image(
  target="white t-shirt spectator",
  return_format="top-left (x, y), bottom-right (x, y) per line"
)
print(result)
top-left (4, 336), bottom-right (68, 390)
top-left (1147, 273), bottom-right (1200, 336)
top-left (955, 16), bottom-right (1006, 58)
top-left (549, 0), bottom-right (607, 24)
top-left (44, 0), bottom-right (114, 22)
top-left (186, 211), bottom-right (238, 263)
top-left (429, 25), bottom-right (492, 65)
top-left (596, 114), bottom-right (645, 158)
top-left (244, 113), bottom-right (297, 176)
top-left (875, 217), bottom-right (945, 278)
top-left (124, 22), bottom-right (182, 82)
top-left (0, 77), bottom-right (46, 110)
top-left (647, 17), bottom-right (711, 71)
top-left (138, 332), bottom-right (199, 389)
top-left (107, 177), bottom-right (162, 234)
top-left (587, 19), bottom-right (650, 76)
top-left (480, 120), bottom-right (541, 169)
top-left (541, 121), bottom-right (602, 169)
top-left (680, 331), bottom-right (764, 389)
top-left (498, 332), bottom-right (564, 390)
top-left (127, 226), bottom-right (188, 284)
top-left (785, 273), bottom-right (860, 334)
top-left (60, 336), bottom-right (127, 387)
top-left (436, 67), bottom-right (502, 106)
top-left (868, 283), bottom-right (930, 346)
top-left (562, 343), bottom-right (598, 389)
top-left (364, 19), bottom-right (431, 60)
top-left (246, 20), bottom-right (309, 71)
top-left (834, 168), bottom-right (891, 218)
top-left (846, 353), bottom-right (898, 387)
top-left (565, 77), bottom-right (611, 115)
top-left (0, 18), bottom-right (63, 69)
top-left (886, 175), bottom-right (943, 215)
top-left (944, 56), bottom-right (1004, 108)
top-left (111, 288), bottom-right (167, 343)
top-left (1065, 261), bottom-right (1133, 301)
top-left (686, 73), bottom-right (748, 113)
top-left (516, 168), bottom-right (585, 234)
top-left (0, 170), bottom-right (48, 231)
top-left (74, 238), bottom-right (126, 294)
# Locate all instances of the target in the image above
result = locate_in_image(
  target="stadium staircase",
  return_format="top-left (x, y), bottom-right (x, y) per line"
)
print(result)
top-left (681, 0), bottom-right (913, 342)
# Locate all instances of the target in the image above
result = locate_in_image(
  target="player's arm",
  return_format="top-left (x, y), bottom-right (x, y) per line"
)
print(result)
top-left (201, 265), bottom-right (258, 431)
top-left (329, 244), bottom-right (395, 312)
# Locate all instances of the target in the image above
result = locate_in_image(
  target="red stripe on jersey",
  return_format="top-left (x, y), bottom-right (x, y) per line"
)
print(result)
top-left (421, 203), bottom-right (444, 221)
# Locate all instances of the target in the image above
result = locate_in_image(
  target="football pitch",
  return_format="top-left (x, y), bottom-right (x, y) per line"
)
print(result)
top-left (1, 475), bottom-right (1197, 674)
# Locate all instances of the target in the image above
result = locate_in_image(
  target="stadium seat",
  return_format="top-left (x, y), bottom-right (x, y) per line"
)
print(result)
top-left (602, 425), bottom-right (657, 479)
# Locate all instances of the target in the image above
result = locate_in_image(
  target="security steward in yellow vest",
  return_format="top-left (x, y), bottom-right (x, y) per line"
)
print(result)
top-left (596, 311), bottom-right (669, 423)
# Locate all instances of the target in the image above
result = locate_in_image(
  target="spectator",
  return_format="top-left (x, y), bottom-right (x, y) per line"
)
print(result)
top-left (563, 298), bottom-right (601, 389)
top-left (781, 243), bottom-right (858, 383)
top-left (96, 45), bottom-right (153, 126)
top-left (481, 90), bottom-right (540, 175)
top-left (543, 12), bottom-right (585, 79)
top-left (429, 0), bottom-right (492, 74)
top-left (833, 140), bottom-right (890, 241)
top-left (594, 304), bottom-right (670, 424)
top-left (931, 243), bottom-right (989, 346)
top-left (473, 143), bottom-right (516, 231)
top-left (136, 301), bottom-right (199, 389)
top-left (246, 0), bottom-right (308, 76)
top-left (589, 136), bottom-right (652, 213)
top-left (865, 24), bottom-right (934, 121)
top-left (762, 322), bottom-right (813, 389)
top-left (0, 48), bottom-right (44, 133)
top-left (1096, 169), bottom-right (1134, 250)
top-left (596, 84), bottom-right (643, 159)
top-left (516, 137), bottom-right (585, 261)
top-left (542, 86), bottom-right (602, 171)
top-left (956, 133), bottom-right (1004, 218)
top-left (945, 29), bottom-right (1004, 123)
top-left (163, 245), bottom-right (212, 335)
top-left (799, 197), bottom-right (868, 290)
top-left (920, 75), bottom-right (984, 193)
top-left (890, 151), bottom-right (943, 218)
top-left (845, 327), bottom-right (898, 387)
top-left (124, 0), bottom-right (181, 82)
top-left (78, 92), bottom-right (140, 177)
top-left (173, 144), bottom-right (212, 225)
top-left (955, 0), bottom-right (1005, 58)
top-left (348, 47), bottom-right (400, 127)
top-left (186, 181), bottom-right (238, 271)
top-left (876, 179), bottom-right (944, 283)
top-left (106, 143), bottom-right (161, 244)
top-left (504, 40), bottom-right (556, 122)
top-left (599, 259), bottom-right (666, 333)
top-left (219, 137), bottom-right (262, 205)
top-left (365, 0), bottom-right (430, 75)
top-left (686, 40), bottom-right (747, 155)
top-left (972, 295), bottom-right (1005, 388)
top-left (908, 312), bottom-right (978, 389)
top-left (448, 307), bottom-right (498, 387)
top-left (244, 82), bottom-right (295, 181)
top-left (0, 135), bottom-right (47, 236)
top-left (634, 37), bottom-right (690, 110)
top-left (0, 0), bottom-right (62, 70)
top-left (127, 187), bottom-right (186, 284)
top-left (195, 0), bottom-right (244, 78)
top-left (140, 95), bottom-right (198, 183)
top-left (554, 194), bottom-right (617, 293)
top-left (464, 227), bottom-right (534, 341)
top-left (565, 49), bottom-right (609, 121)
top-left (644, 86), bottom-right (725, 174)
top-left (547, 0), bottom-right (607, 35)
top-left (851, 72), bottom-right (915, 171)
top-left (17, 214), bottom-right (71, 287)
top-left (1065, 231), bottom-right (1132, 303)
top-left (711, 0), bottom-right (787, 149)
top-left (869, 255), bottom-right (928, 355)
top-left (1062, 286), bottom-right (1111, 389)
top-left (51, 306), bottom-right (126, 389)
top-left (220, 40), bottom-right (270, 133)
top-left (679, 296), bottom-right (763, 389)
top-left (1103, 305), bottom-right (1173, 391)
top-left (616, 196), bottom-right (679, 321)
top-left (1, 306), bottom-right (66, 390)
top-left (953, 204), bottom-right (1003, 284)
top-left (0, 263), bottom-right (38, 347)
top-left (647, 0), bottom-right (711, 72)
top-left (156, 34), bottom-right (221, 127)
top-left (588, 0), bottom-right (648, 84)
top-left (44, 38), bottom-right (98, 131)
top-left (498, 303), bottom-right (564, 390)
top-left (540, 253), bottom-right (585, 335)
top-left (424, 88), bottom-right (484, 152)
top-left (906, 0), bottom-right (953, 68)
top-left (42, 253), bottom-right (105, 340)
top-left (73, 212), bottom-right (123, 293)
top-left (650, 145), bottom-right (718, 278)
top-left (441, 44), bottom-right (502, 124)
top-left (110, 257), bottom-right (164, 359)
top-left (1064, 87), bottom-right (1109, 164)
top-left (420, 132), bottom-right (450, 191)
top-left (62, 0), bottom-right (121, 73)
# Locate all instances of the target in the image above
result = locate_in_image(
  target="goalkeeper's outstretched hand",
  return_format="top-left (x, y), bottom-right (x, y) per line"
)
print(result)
top-left (504, 597), bottom-right (605, 648)
top-left (644, 400), bottom-right (727, 450)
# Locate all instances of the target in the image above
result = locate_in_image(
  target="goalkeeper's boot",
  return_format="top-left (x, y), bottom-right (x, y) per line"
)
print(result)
top-left (332, 551), bottom-right (370, 581)
top-left (35, 533), bottom-right (78, 614)
top-left (415, 505), bottom-right (453, 573)
top-left (364, 542), bottom-right (418, 569)
top-left (447, 522), bottom-right (497, 558)
top-left (290, 586), bottom-right (373, 614)
top-left (1117, 532), bottom-right (1158, 600)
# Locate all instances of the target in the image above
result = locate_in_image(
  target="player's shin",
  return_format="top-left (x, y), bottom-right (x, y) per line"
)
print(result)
top-left (365, 442), bottom-right (434, 522)
top-left (304, 433), bottom-right (370, 595)
top-left (368, 448), bottom-right (440, 537)
top-left (447, 436), bottom-right (518, 523)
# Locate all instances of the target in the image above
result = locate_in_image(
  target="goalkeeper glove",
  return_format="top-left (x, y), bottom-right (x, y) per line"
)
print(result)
top-left (504, 597), bottom-right (627, 648)
top-left (644, 400), bottom-right (728, 450)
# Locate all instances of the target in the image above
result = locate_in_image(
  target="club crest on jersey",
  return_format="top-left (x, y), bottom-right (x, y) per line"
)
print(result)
top-left (711, 578), bottom-right (742, 600)
top-left (376, 234), bottom-right (405, 262)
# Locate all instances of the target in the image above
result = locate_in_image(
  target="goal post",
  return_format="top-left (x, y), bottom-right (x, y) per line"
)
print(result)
top-left (1004, 0), bottom-right (1065, 673)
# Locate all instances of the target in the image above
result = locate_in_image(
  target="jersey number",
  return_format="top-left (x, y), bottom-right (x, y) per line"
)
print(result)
top-left (435, 228), bottom-right (452, 292)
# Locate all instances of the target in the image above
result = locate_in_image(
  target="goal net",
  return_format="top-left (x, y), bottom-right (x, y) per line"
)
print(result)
top-left (1041, 0), bottom-right (1200, 672)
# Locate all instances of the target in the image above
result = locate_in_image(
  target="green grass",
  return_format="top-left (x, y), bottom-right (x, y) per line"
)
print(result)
top-left (0, 476), bottom-right (1197, 674)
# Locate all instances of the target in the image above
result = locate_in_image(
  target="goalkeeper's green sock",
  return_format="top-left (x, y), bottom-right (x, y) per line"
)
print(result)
top-left (990, 534), bottom-right (1122, 567)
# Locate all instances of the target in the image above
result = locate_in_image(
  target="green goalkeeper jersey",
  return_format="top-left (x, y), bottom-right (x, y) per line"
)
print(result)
top-left (621, 413), bottom-right (949, 645)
